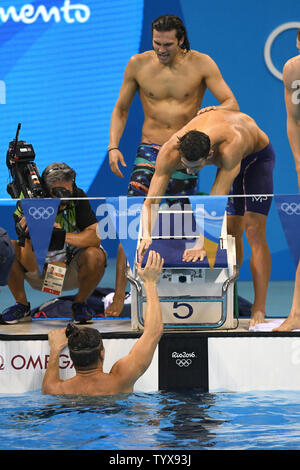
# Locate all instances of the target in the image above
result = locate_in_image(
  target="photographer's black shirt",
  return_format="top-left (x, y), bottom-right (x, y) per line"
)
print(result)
top-left (72, 188), bottom-right (97, 230)
top-left (13, 187), bottom-right (97, 231)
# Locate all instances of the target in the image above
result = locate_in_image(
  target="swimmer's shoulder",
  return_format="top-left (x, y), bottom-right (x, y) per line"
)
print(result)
top-left (127, 51), bottom-right (155, 67)
top-left (284, 54), bottom-right (300, 69)
top-left (123, 52), bottom-right (154, 79)
top-left (185, 50), bottom-right (222, 70)
top-left (283, 55), bottom-right (300, 88)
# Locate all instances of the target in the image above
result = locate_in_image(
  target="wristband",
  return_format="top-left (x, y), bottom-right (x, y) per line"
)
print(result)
top-left (108, 147), bottom-right (119, 152)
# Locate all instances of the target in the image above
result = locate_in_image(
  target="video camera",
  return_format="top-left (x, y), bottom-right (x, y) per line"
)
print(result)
top-left (6, 124), bottom-right (66, 251)
top-left (6, 123), bottom-right (46, 200)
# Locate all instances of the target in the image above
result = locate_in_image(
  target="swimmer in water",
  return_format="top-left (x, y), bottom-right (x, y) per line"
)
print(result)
top-left (42, 251), bottom-right (164, 396)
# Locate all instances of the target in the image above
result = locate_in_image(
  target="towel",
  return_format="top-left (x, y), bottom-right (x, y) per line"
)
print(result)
top-left (249, 318), bottom-right (300, 332)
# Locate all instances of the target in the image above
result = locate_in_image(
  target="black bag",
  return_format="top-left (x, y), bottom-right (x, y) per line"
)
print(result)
top-left (30, 287), bottom-right (131, 319)
top-left (0, 228), bottom-right (15, 286)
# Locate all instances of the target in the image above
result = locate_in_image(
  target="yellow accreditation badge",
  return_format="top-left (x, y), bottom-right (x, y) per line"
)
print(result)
top-left (42, 262), bottom-right (67, 296)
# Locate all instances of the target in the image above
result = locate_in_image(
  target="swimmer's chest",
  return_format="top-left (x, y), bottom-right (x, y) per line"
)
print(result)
top-left (137, 64), bottom-right (205, 101)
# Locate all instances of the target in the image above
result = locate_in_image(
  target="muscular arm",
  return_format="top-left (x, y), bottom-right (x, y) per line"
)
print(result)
top-left (142, 173), bottom-right (170, 239)
top-left (109, 56), bottom-right (139, 177)
top-left (42, 329), bottom-right (67, 395)
top-left (210, 164), bottom-right (241, 195)
top-left (203, 56), bottom-right (239, 112)
top-left (210, 137), bottom-right (245, 195)
top-left (283, 60), bottom-right (300, 190)
top-left (109, 57), bottom-right (138, 146)
top-left (109, 252), bottom-right (164, 389)
top-left (65, 223), bottom-right (100, 248)
top-left (142, 139), bottom-right (180, 240)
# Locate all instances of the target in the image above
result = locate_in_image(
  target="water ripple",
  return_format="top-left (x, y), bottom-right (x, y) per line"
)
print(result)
top-left (1, 390), bottom-right (300, 450)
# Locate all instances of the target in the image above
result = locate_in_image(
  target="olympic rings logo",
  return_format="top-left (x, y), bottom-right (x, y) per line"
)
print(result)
top-left (175, 359), bottom-right (192, 368)
top-left (172, 351), bottom-right (195, 368)
top-left (280, 202), bottom-right (300, 215)
top-left (264, 22), bottom-right (300, 81)
top-left (28, 206), bottom-right (55, 220)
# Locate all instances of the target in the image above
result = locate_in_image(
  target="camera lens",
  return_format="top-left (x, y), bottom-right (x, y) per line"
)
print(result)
top-left (51, 187), bottom-right (71, 198)
top-left (179, 276), bottom-right (186, 283)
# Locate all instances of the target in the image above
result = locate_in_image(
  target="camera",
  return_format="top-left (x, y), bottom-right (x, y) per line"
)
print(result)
top-left (6, 123), bottom-right (46, 200)
top-left (6, 124), bottom-right (66, 251)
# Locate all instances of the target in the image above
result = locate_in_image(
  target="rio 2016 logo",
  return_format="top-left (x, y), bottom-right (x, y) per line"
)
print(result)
top-left (0, 0), bottom-right (90, 24)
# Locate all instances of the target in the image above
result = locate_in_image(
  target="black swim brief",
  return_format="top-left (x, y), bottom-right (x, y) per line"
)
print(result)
top-left (226, 142), bottom-right (275, 216)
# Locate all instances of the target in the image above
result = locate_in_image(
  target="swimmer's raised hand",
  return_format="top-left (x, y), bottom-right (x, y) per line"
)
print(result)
top-left (136, 250), bottom-right (164, 283)
top-left (48, 328), bottom-right (68, 353)
top-left (108, 148), bottom-right (127, 178)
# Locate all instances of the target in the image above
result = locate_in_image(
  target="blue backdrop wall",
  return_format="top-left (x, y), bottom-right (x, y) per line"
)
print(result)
top-left (0, 0), bottom-right (299, 280)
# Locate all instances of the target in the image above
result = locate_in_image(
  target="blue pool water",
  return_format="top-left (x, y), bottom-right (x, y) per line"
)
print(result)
top-left (1, 390), bottom-right (300, 450)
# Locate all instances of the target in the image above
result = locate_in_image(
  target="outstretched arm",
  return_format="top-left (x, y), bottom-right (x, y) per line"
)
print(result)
top-left (110, 251), bottom-right (164, 388)
top-left (42, 328), bottom-right (68, 394)
top-left (138, 171), bottom-right (170, 260)
top-left (182, 165), bottom-right (239, 262)
top-left (182, 139), bottom-right (242, 263)
top-left (210, 136), bottom-right (245, 195)
top-left (210, 164), bottom-right (241, 195)
top-left (139, 138), bottom-right (180, 260)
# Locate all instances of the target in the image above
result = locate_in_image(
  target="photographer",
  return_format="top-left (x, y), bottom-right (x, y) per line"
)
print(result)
top-left (0, 162), bottom-right (106, 325)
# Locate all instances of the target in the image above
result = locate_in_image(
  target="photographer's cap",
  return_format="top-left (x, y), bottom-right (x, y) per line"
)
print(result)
top-left (0, 228), bottom-right (15, 286)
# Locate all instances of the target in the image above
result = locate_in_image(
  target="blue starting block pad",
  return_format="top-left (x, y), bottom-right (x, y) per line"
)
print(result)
top-left (141, 238), bottom-right (228, 269)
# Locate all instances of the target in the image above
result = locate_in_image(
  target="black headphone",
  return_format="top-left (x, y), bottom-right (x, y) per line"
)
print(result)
top-left (41, 162), bottom-right (76, 194)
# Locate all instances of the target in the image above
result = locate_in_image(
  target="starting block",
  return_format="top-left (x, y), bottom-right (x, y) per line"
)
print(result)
top-left (127, 207), bottom-right (239, 331)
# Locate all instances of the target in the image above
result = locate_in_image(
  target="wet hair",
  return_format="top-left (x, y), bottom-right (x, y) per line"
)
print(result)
top-left (152, 15), bottom-right (190, 51)
top-left (68, 326), bottom-right (104, 370)
top-left (178, 130), bottom-right (211, 162)
top-left (42, 162), bottom-right (76, 190)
